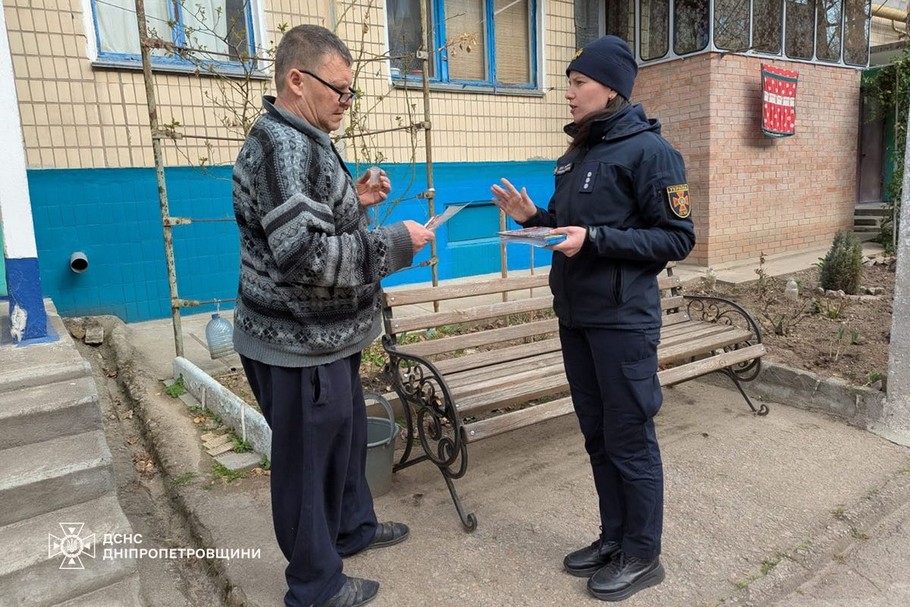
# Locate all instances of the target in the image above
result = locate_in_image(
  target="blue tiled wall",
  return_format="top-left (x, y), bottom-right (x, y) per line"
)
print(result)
top-left (27, 161), bottom-right (556, 322)
top-left (28, 166), bottom-right (239, 321)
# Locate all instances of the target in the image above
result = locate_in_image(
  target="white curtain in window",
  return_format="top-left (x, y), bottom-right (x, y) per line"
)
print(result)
top-left (493, 0), bottom-right (530, 84)
top-left (445, 0), bottom-right (486, 80)
top-left (182, 0), bottom-right (230, 58)
top-left (97, 0), bottom-right (170, 55)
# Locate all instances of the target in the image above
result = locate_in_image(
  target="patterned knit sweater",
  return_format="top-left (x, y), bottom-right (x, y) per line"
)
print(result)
top-left (231, 97), bottom-right (413, 367)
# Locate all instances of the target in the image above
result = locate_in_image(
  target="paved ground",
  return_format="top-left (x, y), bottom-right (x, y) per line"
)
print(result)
top-left (113, 242), bottom-right (910, 607)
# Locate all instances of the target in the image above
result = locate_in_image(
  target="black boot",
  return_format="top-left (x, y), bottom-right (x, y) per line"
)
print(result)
top-left (587, 554), bottom-right (665, 601)
top-left (563, 539), bottom-right (621, 577)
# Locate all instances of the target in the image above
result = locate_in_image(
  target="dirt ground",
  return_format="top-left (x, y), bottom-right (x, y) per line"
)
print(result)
top-left (682, 257), bottom-right (895, 389)
top-left (214, 256), bottom-right (896, 403)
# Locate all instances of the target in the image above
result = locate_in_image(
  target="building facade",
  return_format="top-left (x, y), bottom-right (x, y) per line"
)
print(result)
top-left (0, 0), bottom-right (887, 324)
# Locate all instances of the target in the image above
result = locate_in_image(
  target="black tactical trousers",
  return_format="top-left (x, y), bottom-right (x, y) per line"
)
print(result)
top-left (559, 325), bottom-right (664, 559)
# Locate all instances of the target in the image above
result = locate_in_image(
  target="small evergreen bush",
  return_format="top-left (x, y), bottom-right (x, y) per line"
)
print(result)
top-left (818, 231), bottom-right (863, 295)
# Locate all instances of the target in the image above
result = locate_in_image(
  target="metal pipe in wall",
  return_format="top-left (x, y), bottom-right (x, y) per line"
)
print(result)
top-left (873, 4), bottom-right (908, 23)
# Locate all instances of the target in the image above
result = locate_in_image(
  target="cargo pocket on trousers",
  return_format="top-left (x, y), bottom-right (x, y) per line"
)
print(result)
top-left (621, 353), bottom-right (662, 420)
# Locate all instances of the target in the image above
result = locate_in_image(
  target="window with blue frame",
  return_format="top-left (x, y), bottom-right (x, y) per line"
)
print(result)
top-left (386, 0), bottom-right (538, 89)
top-left (91, 0), bottom-right (256, 68)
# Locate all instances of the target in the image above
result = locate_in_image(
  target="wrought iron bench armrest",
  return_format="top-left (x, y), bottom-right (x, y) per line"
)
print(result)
top-left (683, 295), bottom-right (764, 382)
top-left (381, 334), bottom-right (467, 475)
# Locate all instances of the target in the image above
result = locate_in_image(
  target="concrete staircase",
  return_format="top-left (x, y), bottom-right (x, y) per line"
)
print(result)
top-left (853, 202), bottom-right (891, 242)
top-left (0, 301), bottom-right (143, 606)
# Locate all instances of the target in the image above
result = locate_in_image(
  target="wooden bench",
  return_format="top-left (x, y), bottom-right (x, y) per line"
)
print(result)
top-left (380, 265), bottom-right (766, 531)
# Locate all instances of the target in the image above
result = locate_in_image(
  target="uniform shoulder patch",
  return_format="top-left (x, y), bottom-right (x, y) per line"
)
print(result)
top-left (666, 184), bottom-right (691, 219)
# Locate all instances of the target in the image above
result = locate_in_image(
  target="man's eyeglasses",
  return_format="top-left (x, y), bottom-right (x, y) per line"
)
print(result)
top-left (301, 70), bottom-right (357, 104)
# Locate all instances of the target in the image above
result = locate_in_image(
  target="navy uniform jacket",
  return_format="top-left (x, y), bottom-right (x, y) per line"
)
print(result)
top-left (523, 104), bottom-right (696, 330)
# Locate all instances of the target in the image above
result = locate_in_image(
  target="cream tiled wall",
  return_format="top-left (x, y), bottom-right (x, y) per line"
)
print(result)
top-left (3, 0), bottom-right (577, 170)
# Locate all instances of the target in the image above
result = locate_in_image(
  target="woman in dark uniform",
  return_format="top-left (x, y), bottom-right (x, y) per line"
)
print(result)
top-left (491, 35), bottom-right (695, 602)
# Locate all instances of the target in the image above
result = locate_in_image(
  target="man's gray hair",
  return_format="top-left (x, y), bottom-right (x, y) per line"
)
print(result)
top-left (275, 25), bottom-right (353, 93)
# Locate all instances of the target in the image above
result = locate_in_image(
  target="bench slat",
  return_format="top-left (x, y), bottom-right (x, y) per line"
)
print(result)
top-left (662, 311), bottom-right (691, 326)
top-left (456, 373), bottom-right (570, 416)
top-left (443, 351), bottom-right (565, 390)
top-left (464, 396), bottom-right (575, 443)
top-left (658, 344), bottom-right (766, 386)
top-left (660, 328), bottom-right (754, 366)
top-left (384, 275), bottom-right (550, 307)
top-left (391, 292), bottom-right (684, 336)
top-left (387, 295), bottom-right (554, 334)
top-left (387, 270), bottom-right (679, 308)
top-left (660, 295), bottom-right (686, 312)
top-left (394, 318), bottom-right (559, 358)
top-left (657, 273), bottom-right (681, 292)
top-left (660, 320), bottom-right (741, 343)
top-left (433, 338), bottom-right (563, 375)
top-left (447, 363), bottom-right (566, 403)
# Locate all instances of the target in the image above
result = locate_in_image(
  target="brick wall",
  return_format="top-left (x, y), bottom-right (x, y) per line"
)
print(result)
top-left (635, 55), bottom-right (860, 266)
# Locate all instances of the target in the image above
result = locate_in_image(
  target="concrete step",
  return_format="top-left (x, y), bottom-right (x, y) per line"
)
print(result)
top-left (0, 495), bottom-right (140, 607)
top-left (0, 376), bottom-right (101, 450)
top-left (854, 206), bottom-right (890, 217)
top-left (0, 431), bottom-right (115, 527)
top-left (0, 359), bottom-right (91, 395)
top-left (853, 203), bottom-right (889, 239)
top-left (854, 216), bottom-right (883, 227)
top-left (55, 575), bottom-right (144, 607)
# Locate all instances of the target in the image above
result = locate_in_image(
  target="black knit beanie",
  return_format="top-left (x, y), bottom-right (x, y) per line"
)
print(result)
top-left (566, 35), bottom-right (638, 101)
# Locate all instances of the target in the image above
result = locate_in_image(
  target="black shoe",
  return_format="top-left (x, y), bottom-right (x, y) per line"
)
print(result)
top-left (315, 577), bottom-right (379, 607)
top-left (587, 554), bottom-right (665, 602)
top-left (364, 522), bottom-right (410, 551)
top-left (563, 539), bottom-right (621, 577)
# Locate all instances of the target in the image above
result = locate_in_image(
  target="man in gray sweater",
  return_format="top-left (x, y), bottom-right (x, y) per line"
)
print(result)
top-left (232, 24), bottom-right (434, 607)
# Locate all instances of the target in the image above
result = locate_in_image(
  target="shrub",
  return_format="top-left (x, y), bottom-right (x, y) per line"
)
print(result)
top-left (818, 231), bottom-right (863, 295)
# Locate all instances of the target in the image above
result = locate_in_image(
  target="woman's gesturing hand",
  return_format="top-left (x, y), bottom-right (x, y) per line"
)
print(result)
top-left (491, 178), bottom-right (536, 223)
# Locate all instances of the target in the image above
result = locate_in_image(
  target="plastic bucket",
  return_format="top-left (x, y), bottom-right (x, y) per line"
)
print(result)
top-left (364, 393), bottom-right (400, 497)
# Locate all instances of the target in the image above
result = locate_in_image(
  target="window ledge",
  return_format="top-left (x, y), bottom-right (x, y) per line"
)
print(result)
top-left (391, 79), bottom-right (545, 97)
top-left (91, 58), bottom-right (271, 80)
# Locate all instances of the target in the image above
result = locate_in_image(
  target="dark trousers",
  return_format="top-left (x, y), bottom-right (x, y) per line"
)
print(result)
top-left (241, 353), bottom-right (378, 607)
top-left (559, 325), bottom-right (664, 559)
